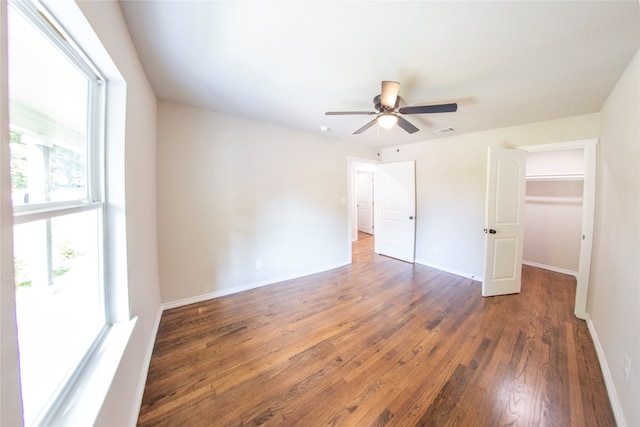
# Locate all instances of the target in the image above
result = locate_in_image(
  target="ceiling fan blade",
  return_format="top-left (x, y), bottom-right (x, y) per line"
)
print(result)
top-left (353, 119), bottom-right (378, 134)
top-left (399, 103), bottom-right (458, 114)
top-left (381, 81), bottom-right (400, 109)
top-left (326, 111), bottom-right (376, 115)
top-left (397, 116), bottom-right (419, 134)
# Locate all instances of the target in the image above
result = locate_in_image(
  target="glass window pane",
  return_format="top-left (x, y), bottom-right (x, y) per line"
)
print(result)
top-left (14, 210), bottom-right (105, 425)
top-left (8, 7), bottom-right (89, 206)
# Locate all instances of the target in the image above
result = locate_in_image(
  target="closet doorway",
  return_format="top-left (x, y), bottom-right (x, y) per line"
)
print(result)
top-left (348, 157), bottom-right (378, 253)
top-left (521, 139), bottom-right (597, 319)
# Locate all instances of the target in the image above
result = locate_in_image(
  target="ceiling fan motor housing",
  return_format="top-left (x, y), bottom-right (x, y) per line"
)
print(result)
top-left (374, 94), bottom-right (400, 112)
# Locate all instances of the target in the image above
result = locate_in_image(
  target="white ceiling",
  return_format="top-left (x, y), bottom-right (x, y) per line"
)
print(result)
top-left (119, 1), bottom-right (638, 148)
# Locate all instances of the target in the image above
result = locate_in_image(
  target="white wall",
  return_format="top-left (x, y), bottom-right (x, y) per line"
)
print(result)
top-left (157, 102), bottom-right (377, 305)
top-left (526, 149), bottom-right (584, 176)
top-left (380, 113), bottom-right (600, 279)
top-left (588, 49), bottom-right (639, 427)
top-left (523, 180), bottom-right (583, 274)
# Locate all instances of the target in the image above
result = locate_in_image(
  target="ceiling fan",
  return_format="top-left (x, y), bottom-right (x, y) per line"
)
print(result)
top-left (325, 81), bottom-right (457, 134)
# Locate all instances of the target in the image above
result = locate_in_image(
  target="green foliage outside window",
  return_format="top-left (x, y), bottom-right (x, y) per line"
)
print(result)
top-left (10, 130), bottom-right (27, 190)
top-left (14, 258), bottom-right (31, 287)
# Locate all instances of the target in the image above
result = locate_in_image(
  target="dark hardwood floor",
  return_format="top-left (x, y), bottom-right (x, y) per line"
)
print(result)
top-left (138, 232), bottom-right (615, 426)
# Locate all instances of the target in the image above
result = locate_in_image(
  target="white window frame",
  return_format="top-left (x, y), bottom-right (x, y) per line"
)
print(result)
top-left (8, 1), bottom-right (111, 424)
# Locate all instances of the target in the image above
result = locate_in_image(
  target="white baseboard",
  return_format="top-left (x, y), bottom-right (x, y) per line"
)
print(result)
top-left (585, 315), bottom-right (626, 427)
top-left (412, 260), bottom-right (576, 284)
top-left (522, 260), bottom-right (578, 277)
top-left (162, 260), bottom-right (351, 310)
top-left (414, 259), bottom-right (482, 283)
top-left (129, 305), bottom-right (163, 426)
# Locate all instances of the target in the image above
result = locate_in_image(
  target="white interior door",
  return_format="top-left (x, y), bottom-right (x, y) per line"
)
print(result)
top-left (375, 161), bottom-right (416, 263)
top-left (356, 171), bottom-right (373, 234)
top-left (483, 147), bottom-right (527, 297)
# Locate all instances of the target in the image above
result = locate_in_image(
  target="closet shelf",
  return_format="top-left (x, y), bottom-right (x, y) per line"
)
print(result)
top-left (525, 195), bottom-right (583, 204)
top-left (526, 172), bottom-right (584, 182)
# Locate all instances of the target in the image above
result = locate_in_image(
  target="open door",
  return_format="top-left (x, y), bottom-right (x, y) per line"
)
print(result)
top-left (375, 161), bottom-right (416, 263)
top-left (482, 147), bottom-right (527, 297)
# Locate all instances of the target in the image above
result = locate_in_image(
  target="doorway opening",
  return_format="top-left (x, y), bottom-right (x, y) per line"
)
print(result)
top-left (521, 139), bottom-right (597, 319)
top-left (523, 148), bottom-right (584, 276)
top-left (348, 158), bottom-right (378, 263)
top-left (348, 158), bottom-right (417, 264)
top-left (348, 158), bottom-right (378, 262)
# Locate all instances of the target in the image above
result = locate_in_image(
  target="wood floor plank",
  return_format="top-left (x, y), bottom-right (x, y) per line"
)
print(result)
top-left (138, 232), bottom-right (615, 426)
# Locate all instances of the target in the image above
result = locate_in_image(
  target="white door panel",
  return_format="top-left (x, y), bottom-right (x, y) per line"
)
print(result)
top-left (491, 237), bottom-right (518, 279)
top-left (357, 205), bottom-right (372, 232)
top-left (381, 219), bottom-right (408, 248)
top-left (356, 172), bottom-right (373, 234)
top-left (375, 161), bottom-right (415, 263)
top-left (483, 147), bottom-right (526, 297)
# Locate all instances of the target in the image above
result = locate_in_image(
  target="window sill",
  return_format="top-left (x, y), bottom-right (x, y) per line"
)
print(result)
top-left (45, 317), bottom-right (137, 426)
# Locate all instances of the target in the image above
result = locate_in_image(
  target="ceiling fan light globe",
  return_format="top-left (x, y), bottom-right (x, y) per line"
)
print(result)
top-left (377, 113), bottom-right (398, 129)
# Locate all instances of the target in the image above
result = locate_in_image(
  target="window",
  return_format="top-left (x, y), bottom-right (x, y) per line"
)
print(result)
top-left (8, 2), bottom-right (107, 425)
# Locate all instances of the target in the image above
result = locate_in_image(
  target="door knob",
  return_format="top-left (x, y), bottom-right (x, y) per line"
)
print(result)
top-left (484, 228), bottom-right (497, 234)
top-left (409, 216), bottom-right (414, 220)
